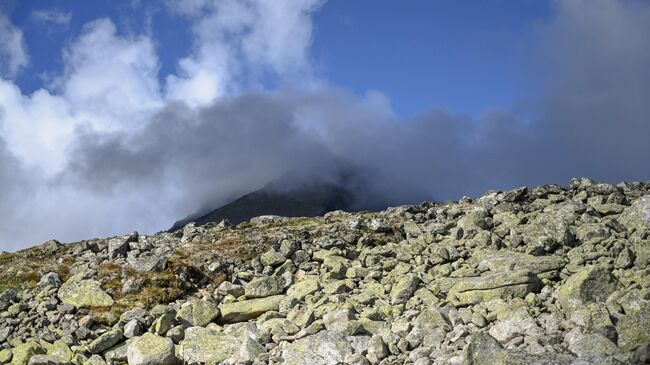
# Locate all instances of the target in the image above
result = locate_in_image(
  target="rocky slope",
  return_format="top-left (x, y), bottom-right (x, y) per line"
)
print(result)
top-left (1, 177), bottom-right (650, 365)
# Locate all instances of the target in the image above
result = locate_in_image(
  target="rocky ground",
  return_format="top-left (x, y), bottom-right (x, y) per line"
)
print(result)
top-left (1, 177), bottom-right (650, 365)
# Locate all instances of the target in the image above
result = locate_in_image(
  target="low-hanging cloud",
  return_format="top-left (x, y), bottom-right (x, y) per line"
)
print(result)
top-left (0, 0), bottom-right (649, 251)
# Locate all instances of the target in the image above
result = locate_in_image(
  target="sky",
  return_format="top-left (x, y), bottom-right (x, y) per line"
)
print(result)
top-left (0, 0), bottom-right (649, 250)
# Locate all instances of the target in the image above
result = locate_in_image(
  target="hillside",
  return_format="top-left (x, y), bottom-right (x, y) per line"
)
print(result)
top-left (0, 177), bottom-right (649, 364)
top-left (170, 170), bottom-right (357, 230)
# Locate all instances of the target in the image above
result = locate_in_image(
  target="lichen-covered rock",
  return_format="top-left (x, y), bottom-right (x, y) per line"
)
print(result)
top-left (86, 330), bottom-right (123, 354)
top-left (176, 299), bottom-right (220, 327)
top-left (390, 274), bottom-right (419, 305)
top-left (281, 331), bottom-right (367, 365)
top-left (45, 341), bottom-right (72, 363)
top-left (9, 341), bottom-right (44, 365)
top-left (616, 306), bottom-right (650, 351)
top-left (244, 275), bottom-right (285, 298)
top-left (555, 266), bottom-right (618, 313)
top-left (0, 349), bottom-right (12, 364)
top-left (219, 295), bottom-right (285, 323)
top-left (57, 279), bottom-right (114, 308)
top-left (127, 333), bottom-right (177, 365)
top-left (447, 270), bottom-right (542, 306)
top-left (179, 327), bottom-right (239, 364)
top-left (619, 195), bottom-right (650, 233)
top-left (286, 276), bottom-right (320, 300)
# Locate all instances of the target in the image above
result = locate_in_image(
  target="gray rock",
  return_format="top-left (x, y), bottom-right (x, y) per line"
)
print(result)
top-left (38, 272), bottom-right (62, 288)
top-left (127, 333), bottom-right (177, 365)
top-left (555, 266), bottom-right (618, 314)
top-left (86, 330), bottom-right (123, 354)
top-left (179, 327), bottom-right (239, 364)
top-left (281, 331), bottom-right (367, 365)
top-left (176, 299), bottom-right (220, 327)
top-left (390, 274), bottom-right (420, 305)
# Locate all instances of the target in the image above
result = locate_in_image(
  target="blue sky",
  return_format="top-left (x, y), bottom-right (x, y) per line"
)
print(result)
top-left (6, 0), bottom-right (551, 118)
top-left (1, 0), bottom-right (649, 249)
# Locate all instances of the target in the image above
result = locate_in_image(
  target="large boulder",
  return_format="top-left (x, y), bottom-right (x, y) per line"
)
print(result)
top-left (390, 274), bottom-right (420, 305)
top-left (9, 342), bottom-right (44, 365)
top-left (555, 266), bottom-right (618, 314)
top-left (179, 327), bottom-right (239, 364)
top-left (127, 333), bottom-right (177, 365)
top-left (286, 276), bottom-right (320, 301)
top-left (244, 276), bottom-right (285, 298)
top-left (617, 306), bottom-right (650, 351)
top-left (219, 295), bottom-right (285, 323)
top-left (447, 270), bottom-right (542, 306)
top-left (619, 195), bottom-right (650, 233)
top-left (176, 300), bottom-right (220, 327)
top-left (57, 279), bottom-right (114, 308)
top-left (281, 331), bottom-right (368, 365)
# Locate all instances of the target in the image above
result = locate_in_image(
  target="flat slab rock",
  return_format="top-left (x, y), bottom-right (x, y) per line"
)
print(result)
top-left (447, 269), bottom-right (543, 306)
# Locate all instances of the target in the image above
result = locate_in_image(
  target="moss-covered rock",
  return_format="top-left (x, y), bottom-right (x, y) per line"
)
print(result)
top-left (286, 276), bottom-right (320, 301)
top-left (0, 349), bottom-right (12, 364)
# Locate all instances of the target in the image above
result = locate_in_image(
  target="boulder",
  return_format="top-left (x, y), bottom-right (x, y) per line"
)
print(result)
top-left (176, 300), bottom-right (220, 327)
top-left (244, 276), bottom-right (285, 298)
top-left (447, 270), bottom-right (542, 306)
top-left (219, 295), bottom-right (285, 323)
top-left (286, 276), bottom-right (320, 301)
top-left (281, 331), bottom-right (367, 365)
top-left (86, 330), bottom-right (123, 354)
top-left (390, 274), bottom-right (420, 305)
top-left (57, 279), bottom-right (114, 308)
top-left (127, 333), bottom-right (177, 365)
top-left (555, 266), bottom-right (618, 314)
top-left (179, 327), bottom-right (239, 364)
top-left (9, 342), bottom-right (44, 365)
top-left (619, 195), bottom-right (650, 233)
top-left (617, 306), bottom-right (650, 351)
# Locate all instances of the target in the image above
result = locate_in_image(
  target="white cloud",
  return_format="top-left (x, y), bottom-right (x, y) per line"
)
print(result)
top-left (164, 0), bottom-right (324, 106)
top-left (0, 14), bottom-right (28, 77)
top-left (31, 9), bottom-right (72, 29)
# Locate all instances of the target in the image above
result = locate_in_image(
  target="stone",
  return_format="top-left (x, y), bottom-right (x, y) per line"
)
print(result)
top-left (57, 279), bottom-right (114, 308)
top-left (0, 289), bottom-right (17, 311)
top-left (488, 308), bottom-right (543, 343)
top-left (176, 300), bottom-right (220, 327)
top-left (447, 270), bottom-right (543, 306)
top-left (260, 251), bottom-right (286, 267)
top-left (287, 276), bottom-right (320, 301)
top-left (619, 195), bottom-right (650, 233)
top-left (565, 328), bottom-right (620, 361)
top-left (0, 349), bottom-right (11, 364)
top-left (38, 273), bottom-right (61, 289)
top-left (244, 276), bottom-right (285, 298)
top-left (26, 355), bottom-right (68, 365)
top-left (86, 330), bottom-right (123, 354)
top-left (154, 312), bottom-right (176, 335)
top-left (617, 306), bottom-right (650, 351)
top-left (555, 266), bottom-right (618, 314)
top-left (281, 331), bottom-right (365, 365)
top-left (9, 341), bottom-right (44, 365)
top-left (323, 309), bottom-right (355, 332)
top-left (615, 247), bottom-right (635, 269)
top-left (366, 335), bottom-right (388, 364)
top-left (236, 337), bottom-right (265, 363)
top-left (127, 333), bottom-right (177, 365)
top-left (179, 327), bottom-right (239, 364)
top-left (83, 355), bottom-right (106, 365)
top-left (390, 274), bottom-right (420, 305)
top-left (108, 237), bottom-right (130, 259)
top-left (46, 341), bottom-right (72, 363)
top-left (217, 281), bottom-right (244, 298)
top-left (219, 295), bottom-right (285, 323)
top-left (124, 319), bottom-right (144, 338)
